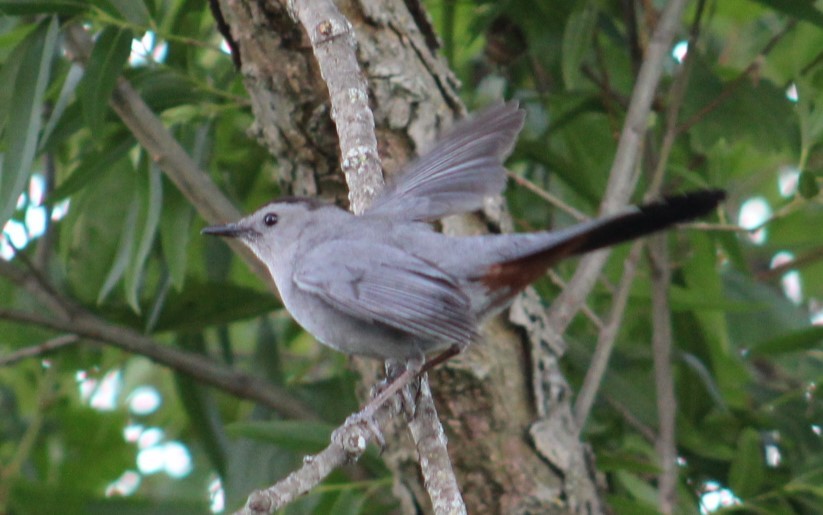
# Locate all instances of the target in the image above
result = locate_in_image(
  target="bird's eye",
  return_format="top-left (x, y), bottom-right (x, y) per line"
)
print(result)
top-left (263, 213), bottom-right (278, 226)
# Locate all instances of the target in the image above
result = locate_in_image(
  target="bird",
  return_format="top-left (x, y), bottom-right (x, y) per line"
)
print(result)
top-left (203, 102), bottom-right (724, 370)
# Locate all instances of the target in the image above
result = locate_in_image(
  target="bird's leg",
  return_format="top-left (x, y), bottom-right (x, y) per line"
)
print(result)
top-left (420, 344), bottom-right (462, 374)
top-left (337, 345), bottom-right (464, 449)
top-left (363, 356), bottom-right (424, 418)
top-left (361, 345), bottom-right (462, 420)
top-left (387, 358), bottom-right (423, 420)
top-left (337, 363), bottom-right (419, 449)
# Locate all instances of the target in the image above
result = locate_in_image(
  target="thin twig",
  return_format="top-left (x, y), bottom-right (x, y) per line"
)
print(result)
top-left (605, 395), bottom-right (656, 442)
top-left (757, 246), bottom-right (823, 281)
top-left (235, 398), bottom-right (395, 514)
top-left (0, 304), bottom-right (316, 419)
top-left (649, 233), bottom-right (677, 514)
top-left (0, 335), bottom-right (79, 367)
top-left (645, 4), bottom-right (707, 508)
top-left (0, 365), bottom-right (56, 493)
top-left (546, 271), bottom-right (603, 329)
top-left (678, 222), bottom-right (743, 232)
top-left (506, 171), bottom-right (588, 221)
top-left (0, 260), bottom-right (316, 420)
top-left (574, 240), bottom-right (643, 427)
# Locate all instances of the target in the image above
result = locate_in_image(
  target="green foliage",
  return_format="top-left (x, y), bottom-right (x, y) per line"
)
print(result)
top-left (78, 25), bottom-right (133, 136)
top-left (0, 17), bottom-right (57, 225)
top-left (0, 0), bottom-right (823, 513)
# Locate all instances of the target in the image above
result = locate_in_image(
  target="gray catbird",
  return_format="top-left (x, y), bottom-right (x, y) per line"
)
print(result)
top-left (203, 102), bottom-right (724, 365)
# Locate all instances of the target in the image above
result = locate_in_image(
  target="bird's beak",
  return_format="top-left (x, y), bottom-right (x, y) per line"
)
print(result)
top-left (201, 223), bottom-right (253, 238)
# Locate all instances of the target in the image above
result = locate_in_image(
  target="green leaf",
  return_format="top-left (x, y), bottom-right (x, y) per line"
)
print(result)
top-left (103, 280), bottom-right (281, 332)
top-left (683, 236), bottom-right (749, 406)
top-left (328, 489), bottom-right (366, 515)
top-left (131, 68), bottom-right (221, 113)
top-left (684, 54), bottom-right (797, 154)
top-left (98, 194), bottom-right (139, 304)
top-left (50, 129), bottom-right (135, 201)
top-left (561, 1), bottom-right (597, 90)
top-left (750, 325), bottom-right (823, 356)
top-left (728, 428), bottom-right (765, 498)
top-left (173, 343), bottom-right (228, 479)
top-left (225, 420), bottom-right (335, 453)
top-left (751, 0), bottom-right (823, 28)
top-left (0, 17), bottom-right (58, 225)
top-left (0, 26), bottom-right (35, 134)
top-left (159, 177), bottom-right (193, 290)
top-left (606, 495), bottom-right (661, 515)
top-left (124, 162), bottom-right (163, 313)
top-left (39, 63), bottom-right (84, 152)
top-left (0, 0), bottom-right (86, 15)
top-left (797, 171), bottom-right (819, 199)
top-left (78, 26), bottom-right (132, 137)
top-left (105, 0), bottom-right (151, 26)
top-left (60, 157), bottom-right (134, 302)
top-left (614, 470), bottom-right (659, 507)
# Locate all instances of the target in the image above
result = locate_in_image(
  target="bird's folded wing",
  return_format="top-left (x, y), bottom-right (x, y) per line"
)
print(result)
top-left (365, 102), bottom-right (525, 221)
top-left (293, 241), bottom-right (477, 344)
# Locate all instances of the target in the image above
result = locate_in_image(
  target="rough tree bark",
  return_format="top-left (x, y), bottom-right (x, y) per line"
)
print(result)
top-left (217, 0), bottom-right (603, 513)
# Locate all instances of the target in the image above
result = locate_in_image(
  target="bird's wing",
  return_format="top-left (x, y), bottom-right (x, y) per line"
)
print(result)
top-left (293, 240), bottom-right (477, 344)
top-left (365, 102), bottom-right (525, 221)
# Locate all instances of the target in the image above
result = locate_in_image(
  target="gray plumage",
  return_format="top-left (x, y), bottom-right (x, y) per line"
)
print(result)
top-left (203, 102), bottom-right (724, 361)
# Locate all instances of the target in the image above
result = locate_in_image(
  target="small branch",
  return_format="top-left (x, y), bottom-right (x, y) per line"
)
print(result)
top-left (546, 271), bottom-right (603, 330)
top-left (574, 240), bottom-right (643, 428)
top-left (0, 305), bottom-right (316, 419)
top-left (678, 222), bottom-right (743, 232)
top-left (0, 335), bottom-right (79, 367)
top-left (287, 0), bottom-right (383, 214)
top-left (0, 260), bottom-right (316, 420)
top-left (34, 146), bottom-right (57, 269)
top-left (648, 234), bottom-right (677, 514)
top-left (645, 6), bottom-right (706, 508)
top-left (506, 171), bottom-right (588, 221)
top-left (757, 246), bottom-right (823, 281)
top-left (235, 399), bottom-right (394, 514)
top-left (646, 0), bottom-right (701, 197)
top-left (605, 395), bottom-right (657, 442)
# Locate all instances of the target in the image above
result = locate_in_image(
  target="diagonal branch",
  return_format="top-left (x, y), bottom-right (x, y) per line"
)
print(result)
top-left (0, 335), bottom-right (79, 367)
top-left (235, 395), bottom-right (395, 515)
top-left (0, 259), bottom-right (316, 420)
top-left (62, 23), bottom-right (272, 289)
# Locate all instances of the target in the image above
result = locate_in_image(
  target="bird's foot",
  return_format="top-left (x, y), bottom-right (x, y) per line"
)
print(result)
top-left (333, 409), bottom-right (386, 451)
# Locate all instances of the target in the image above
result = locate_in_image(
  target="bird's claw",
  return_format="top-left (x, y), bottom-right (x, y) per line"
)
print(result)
top-left (333, 410), bottom-right (386, 452)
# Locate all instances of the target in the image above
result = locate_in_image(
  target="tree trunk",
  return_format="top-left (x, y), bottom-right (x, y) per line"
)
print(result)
top-left (217, 0), bottom-right (603, 512)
